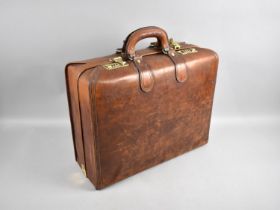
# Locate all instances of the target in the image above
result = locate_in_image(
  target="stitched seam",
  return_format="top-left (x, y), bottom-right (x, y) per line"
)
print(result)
top-left (65, 64), bottom-right (79, 161)
top-left (206, 57), bottom-right (219, 139)
top-left (77, 68), bottom-right (95, 173)
top-left (65, 62), bottom-right (87, 163)
top-left (92, 68), bottom-right (103, 187)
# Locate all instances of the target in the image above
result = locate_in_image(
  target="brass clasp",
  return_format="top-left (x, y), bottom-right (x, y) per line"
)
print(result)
top-left (103, 56), bottom-right (129, 70)
top-left (149, 38), bottom-right (181, 50)
top-left (169, 38), bottom-right (198, 55)
top-left (169, 38), bottom-right (181, 50)
top-left (177, 48), bottom-right (198, 55)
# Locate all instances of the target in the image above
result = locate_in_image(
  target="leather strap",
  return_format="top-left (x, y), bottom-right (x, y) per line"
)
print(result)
top-left (133, 57), bottom-right (154, 93)
top-left (167, 50), bottom-right (188, 82)
top-left (120, 26), bottom-right (169, 92)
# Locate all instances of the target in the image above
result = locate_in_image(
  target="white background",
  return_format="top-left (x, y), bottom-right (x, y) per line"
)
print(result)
top-left (0, 0), bottom-right (280, 209)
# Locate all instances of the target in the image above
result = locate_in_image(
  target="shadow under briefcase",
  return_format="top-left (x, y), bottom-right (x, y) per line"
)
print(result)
top-left (65, 26), bottom-right (219, 189)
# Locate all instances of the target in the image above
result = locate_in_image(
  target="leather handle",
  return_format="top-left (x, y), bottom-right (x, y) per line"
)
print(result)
top-left (123, 26), bottom-right (170, 60)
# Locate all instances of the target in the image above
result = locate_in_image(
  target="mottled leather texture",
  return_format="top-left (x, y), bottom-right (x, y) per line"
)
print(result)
top-left (65, 26), bottom-right (219, 189)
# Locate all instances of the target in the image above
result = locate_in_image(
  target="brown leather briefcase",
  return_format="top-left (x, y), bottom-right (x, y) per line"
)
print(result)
top-left (65, 26), bottom-right (219, 189)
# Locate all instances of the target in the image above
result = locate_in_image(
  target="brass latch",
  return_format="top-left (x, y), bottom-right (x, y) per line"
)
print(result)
top-left (103, 56), bottom-right (129, 70)
top-left (149, 38), bottom-right (181, 50)
top-left (177, 48), bottom-right (198, 55)
top-left (169, 38), bottom-right (198, 55)
top-left (149, 38), bottom-right (198, 55)
top-left (169, 38), bottom-right (181, 50)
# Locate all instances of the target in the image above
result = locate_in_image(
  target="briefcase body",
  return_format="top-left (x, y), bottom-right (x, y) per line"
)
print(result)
top-left (65, 26), bottom-right (219, 189)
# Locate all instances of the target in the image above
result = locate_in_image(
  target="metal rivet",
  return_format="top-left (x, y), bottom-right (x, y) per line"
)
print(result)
top-left (137, 59), bottom-right (141, 64)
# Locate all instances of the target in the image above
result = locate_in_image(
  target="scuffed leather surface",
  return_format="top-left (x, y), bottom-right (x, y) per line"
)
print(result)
top-left (66, 38), bottom-right (219, 189)
top-left (93, 48), bottom-right (218, 188)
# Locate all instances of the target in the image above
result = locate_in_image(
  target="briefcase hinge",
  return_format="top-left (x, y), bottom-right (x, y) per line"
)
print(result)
top-left (103, 56), bottom-right (129, 70)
